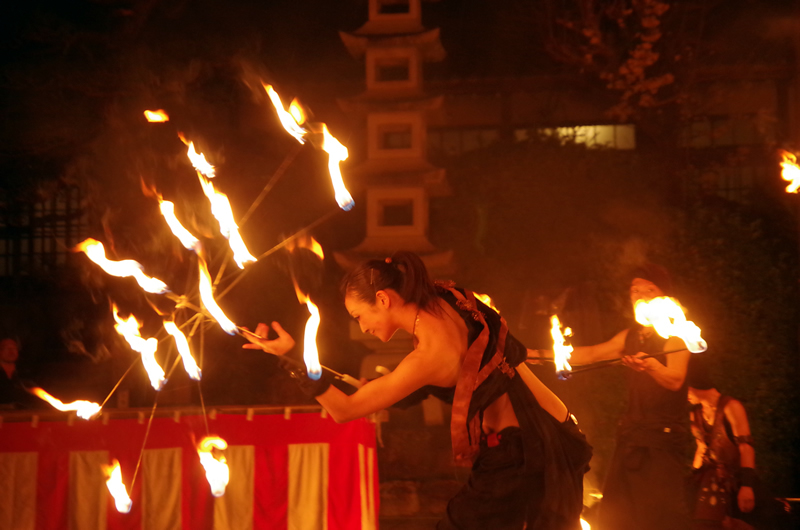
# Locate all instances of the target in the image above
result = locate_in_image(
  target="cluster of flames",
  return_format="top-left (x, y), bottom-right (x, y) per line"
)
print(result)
top-left (27, 85), bottom-right (353, 512)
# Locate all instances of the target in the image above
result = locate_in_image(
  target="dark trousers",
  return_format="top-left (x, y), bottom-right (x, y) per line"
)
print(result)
top-left (438, 428), bottom-right (544, 530)
top-left (598, 442), bottom-right (691, 530)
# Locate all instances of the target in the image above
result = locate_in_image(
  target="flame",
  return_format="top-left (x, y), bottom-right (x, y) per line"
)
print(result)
top-left (184, 139), bottom-right (216, 179)
top-left (112, 304), bottom-right (166, 390)
top-left (263, 84), bottom-right (307, 144)
top-left (103, 459), bottom-right (133, 513)
top-left (300, 297), bottom-right (323, 380)
top-left (179, 137), bottom-right (255, 268)
top-left (287, 235), bottom-right (323, 379)
top-left (158, 200), bottom-right (201, 253)
top-left (779, 150), bottom-right (800, 193)
top-left (289, 99), bottom-right (306, 126)
top-left (197, 259), bottom-right (237, 335)
top-left (163, 320), bottom-right (202, 381)
top-left (581, 519), bottom-right (591, 530)
top-left (474, 292), bottom-right (499, 313)
top-left (634, 297), bottom-right (707, 353)
top-left (286, 233), bottom-right (324, 260)
top-left (320, 124), bottom-right (355, 211)
top-left (144, 109), bottom-right (169, 123)
top-left (75, 239), bottom-right (168, 294)
top-left (197, 436), bottom-right (230, 497)
top-left (29, 387), bottom-right (101, 419)
top-left (195, 176), bottom-right (256, 268)
top-left (550, 315), bottom-right (573, 374)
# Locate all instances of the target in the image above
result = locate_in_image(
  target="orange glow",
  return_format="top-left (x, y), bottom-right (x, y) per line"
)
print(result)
top-left (158, 200), bottom-right (201, 252)
top-left (29, 387), bottom-right (101, 419)
top-left (197, 258), bottom-right (237, 335)
top-left (779, 150), bottom-right (800, 193)
top-left (197, 436), bottom-right (230, 497)
top-left (263, 84), bottom-right (307, 144)
top-left (75, 239), bottom-right (168, 294)
top-left (634, 297), bottom-right (707, 353)
top-left (144, 109), bottom-right (169, 123)
top-left (320, 124), bottom-right (355, 211)
top-left (581, 519), bottom-right (591, 530)
top-left (163, 320), bottom-right (201, 381)
top-left (103, 459), bottom-right (132, 513)
top-left (474, 292), bottom-right (499, 313)
top-left (550, 315), bottom-right (573, 374)
top-left (112, 304), bottom-right (166, 390)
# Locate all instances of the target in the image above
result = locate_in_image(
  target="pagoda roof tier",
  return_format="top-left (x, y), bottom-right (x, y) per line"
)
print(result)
top-left (338, 28), bottom-right (446, 62)
top-left (348, 160), bottom-right (450, 196)
top-left (337, 94), bottom-right (443, 113)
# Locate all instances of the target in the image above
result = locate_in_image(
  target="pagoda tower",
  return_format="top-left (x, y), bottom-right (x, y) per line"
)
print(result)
top-left (334, 0), bottom-right (452, 271)
top-left (334, 0), bottom-right (452, 415)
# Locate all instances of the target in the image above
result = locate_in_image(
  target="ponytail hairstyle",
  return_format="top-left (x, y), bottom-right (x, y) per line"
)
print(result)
top-left (341, 251), bottom-right (440, 312)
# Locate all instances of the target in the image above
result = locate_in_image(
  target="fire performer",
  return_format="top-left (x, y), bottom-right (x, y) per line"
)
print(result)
top-left (243, 251), bottom-right (592, 529)
top-left (538, 264), bottom-right (693, 530)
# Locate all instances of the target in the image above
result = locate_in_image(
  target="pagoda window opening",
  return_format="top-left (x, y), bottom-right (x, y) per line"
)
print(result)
top-left (379, 199), bottom-right (414, 226)
top-left (377, 0), bottom-right (411, 15)
top-left (380, 124), bottom-right (413, 150)
top-left (376, 59), bottom-right (411, 82)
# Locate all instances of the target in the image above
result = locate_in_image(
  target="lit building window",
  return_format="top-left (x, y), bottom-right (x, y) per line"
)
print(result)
top-left (521, 125), bottom-right (636, 150)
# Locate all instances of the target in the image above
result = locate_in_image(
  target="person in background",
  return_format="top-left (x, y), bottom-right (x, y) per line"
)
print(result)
top-left (0, 337), bottom-right (37, 408)
top-left (532, 264), bottom-right (693, 530)
top-left (686, 356), bottom-right (797, 530)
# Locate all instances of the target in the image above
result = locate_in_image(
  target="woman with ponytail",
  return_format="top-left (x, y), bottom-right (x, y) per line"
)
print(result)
top-left (243, 251), bottom-right (592, 529)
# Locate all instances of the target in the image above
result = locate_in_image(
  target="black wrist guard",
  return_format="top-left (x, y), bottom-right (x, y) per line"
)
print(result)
top-left (278, 357), bottom-right (332, 398)
top-left (739, 467), bottom-right (757, 489)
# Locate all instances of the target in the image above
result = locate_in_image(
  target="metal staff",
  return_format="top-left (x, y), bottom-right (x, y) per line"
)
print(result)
top-left (527, 348), bottom-right (689, 376)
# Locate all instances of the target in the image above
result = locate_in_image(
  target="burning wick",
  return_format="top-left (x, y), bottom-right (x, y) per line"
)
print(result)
top-left (320, 124), bottom-right (354, 211)
top-left (74, 239), bottom-right (168, 294)
top-left (29, 387), bottom-right (101, 420)
top-left (163, 320), bottom-right (201, 381)
top-left (197, 436), bottom-right (230, 497)
top-left (197, 259), bottom-right (238, 335)
top-left (550, 315), bottom-right (573, 380)
top-left (112, 304), bottom-right (167, 391)
top-left (158, 200), bottom-right (201, 253)
top-left (633, 297), bottom-right (707, 353)
top-left (181, 137), bottom-right (256, 268)
top-left (301, 299), bottom-right (323, 380)
top-left (144, 109), bottom-right (169, 123)
top-left (779, 150), bottom-right (800, 193)
top-left (103, 459), bottom-right (133, 513)
top-left (263, 84), bottom-right (307, 144)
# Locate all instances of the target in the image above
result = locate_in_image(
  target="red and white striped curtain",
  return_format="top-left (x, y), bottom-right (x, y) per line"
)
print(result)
top-left (0, 412), bottom-right (378, 530)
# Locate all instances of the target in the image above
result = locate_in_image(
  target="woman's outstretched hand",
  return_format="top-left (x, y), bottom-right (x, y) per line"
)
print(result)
top-left (241, 322), bottom-right (295, 356)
